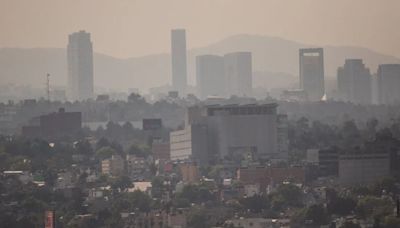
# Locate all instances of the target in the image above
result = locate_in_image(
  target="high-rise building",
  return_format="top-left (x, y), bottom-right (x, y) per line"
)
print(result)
top-left (67, 30), bottom-right (94, 101)
top-left (337, 59), bottom-right (372, 104)
top-left (299, 48), bottom-right (325, 101)
top-left (171, 29), bottom-right (187, 96)
top-left (224, 52), bottom-right (253, 97)
top-left (196, 55), bottom-right (225, 99)
top-left (170, 103), bottom-right (288, 165)
top-left (378, 64), bottom-right (400, 105)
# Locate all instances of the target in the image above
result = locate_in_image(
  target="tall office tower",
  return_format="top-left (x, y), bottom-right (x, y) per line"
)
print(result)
top-left (196, 55), bottom-right (225, 99)
top-left (377, 64), bottom-right (400, 105)
top-left (224, 52), bottom-right (253, 97)
top-left (171, 29), bottom-right (187, 96)
top-left (67, 30), bottom-right (94, 101)
top-left (299, 48), bottom-right (325, 101)
top-left (337, 59), bottom-right (372, 104)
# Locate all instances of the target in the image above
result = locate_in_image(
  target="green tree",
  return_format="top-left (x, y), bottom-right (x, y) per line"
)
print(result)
top-left (74, 140), bottom-right (93, 155)
top-left (95, 146), bottom-right (116, 160)
top-left (96, 137), bottom-right (110, 150)
top-left (271, 184), bottom-right (303, 210)
top-left (111, 175), bottom-right (133, 192)
top-left (127, 144), bottom-right (149, 158)
top-left (370, 177), bottom-right (397, 195)
top-left (291, 204), bottom-right (329, 226)
top-left (304, 204), bottom-right (330, 225)
top-left (239, 195), bottom-right (270, 213)
top-left (177, 184), bottom-right (214, 204)
top-left (340, 221), bottom-right (361, 228)
top-left (356, 196), bottom-right (394, 219)
top-left (151, 176), bottom-right (164, 198)
top-left (187, 208), bottom-right (209, 228)
top-left (383, 216), bottom-right (400, 228)
top-left (326, 188), bottom-right (357, 215)
top-left (112, 190), bottom-right (152, 213)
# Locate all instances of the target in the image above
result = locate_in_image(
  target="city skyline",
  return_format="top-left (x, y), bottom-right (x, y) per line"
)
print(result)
top-left (1, 1), bottom-right (400, 227)
top-left (1, 0), bottom-right (400, 59)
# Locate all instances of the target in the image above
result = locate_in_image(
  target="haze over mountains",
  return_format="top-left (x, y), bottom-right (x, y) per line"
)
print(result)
top-left (0, 34), bottom-right (399, 93)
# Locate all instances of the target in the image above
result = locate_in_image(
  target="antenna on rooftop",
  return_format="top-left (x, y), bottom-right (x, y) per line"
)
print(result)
top-left (46, 73), bottom-right (50, 102)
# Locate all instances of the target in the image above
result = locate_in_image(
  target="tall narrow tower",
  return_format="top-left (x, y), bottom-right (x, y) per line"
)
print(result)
top-left (224, 52), bottom-right (253, 97)
top-left (378, 64), bottom-right (400, 105)
top-left (299, 48), bottom-right (325, 101)
top-left (196, 55), bottom-right (225, 99)
top-left (171, 29), bottom-right (187, 97)
top-left (337, 59), bottom-right (372, 104)
top-left (67, 30), bottom-right (94, 101)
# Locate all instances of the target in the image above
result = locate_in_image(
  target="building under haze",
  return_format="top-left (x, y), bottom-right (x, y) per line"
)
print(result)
top-left (224, 52), bottom-right (253, 97)
top-left (67, 30), bottom-right (94, 101)
top-left (299, 48), bottom-right (325, 101)
top-left (170, 103), bottom-right (288, 165)
top-left (378, 64), bottom-right (400, 105)
top-left (22, 108), bottom-right (82, 139)
top-left (337, 59), bottom-right (372, 104)
top-left (171, 29), bottom-right (187, 97)
top-left (196, 55), bottom-right (225, 99)
top-left (339, 152), bottom-right (390, 186)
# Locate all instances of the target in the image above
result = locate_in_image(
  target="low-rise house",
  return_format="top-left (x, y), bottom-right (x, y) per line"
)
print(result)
top-left (224, 218), bottom-right (290, 228)
top-left (3, 171), bottom-right (33, 184)
top-left (88, 188), bottom-right (104, 200)
top-left (237, 166), bottom-right (306, 193)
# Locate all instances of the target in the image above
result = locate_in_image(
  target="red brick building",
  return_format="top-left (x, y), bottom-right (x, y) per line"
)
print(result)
top-left (152, 142), bottom-right (170, 161)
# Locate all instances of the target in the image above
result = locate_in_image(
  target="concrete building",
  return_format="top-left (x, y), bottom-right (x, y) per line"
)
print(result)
top-left (243, 184), bottom-right (260, 197)
top-left (170, 104), bottom-right (288, 164)
top-left (224, 52), bottom-right (253, 97)
top-left (55, 171), bottom-right (75, 189)
top-left (299, 48), bottom-right (325, 101)
top-left (196, 55), bottom-right (225, 99)
top-left (101, 155), bottom-right (125, 176)
top-left (237, 166), bottom-right (306, 193)
top-left (126, 155), bottom-right (148, 178)
top-left (277, 115), bottom-right (289, 160)
top-left (377, 64), bottom-right (400, 105)
top-left (122, 210), bottom-right (187, 228)
top-left (306, 149), bottom-right (338, 177)
top-left (67, 30), bottom-right (94, 101)
top-left (39, 108), bottom-right (81, 138)
top-left (169, 125), bottom-right (208, 164)
top-left (179, 163), bottom-right (200, 184)
top-left (171, 29), bottom-right (187, 97)
top-left (152, 141), bottom-right (170, 161)
top-left (280, 89), bottom-right (308, 102)
top-left (22, 108), bottom-right (81, 139)
top-left (337, 59), bottom-right (372, 104)
top-left (339, 153), bottom-right (390, 186)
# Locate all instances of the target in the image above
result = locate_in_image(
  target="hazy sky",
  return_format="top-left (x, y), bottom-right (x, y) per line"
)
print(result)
top-left (1, 0), bottom-right (399, 58)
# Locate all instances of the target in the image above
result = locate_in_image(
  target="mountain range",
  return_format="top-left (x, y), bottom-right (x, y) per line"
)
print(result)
top-left (0, 34), bottom-right (399, 93)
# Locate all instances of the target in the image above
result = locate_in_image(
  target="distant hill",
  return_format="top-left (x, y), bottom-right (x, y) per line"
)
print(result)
top-left (0, 34), bottom-right (399, 93)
